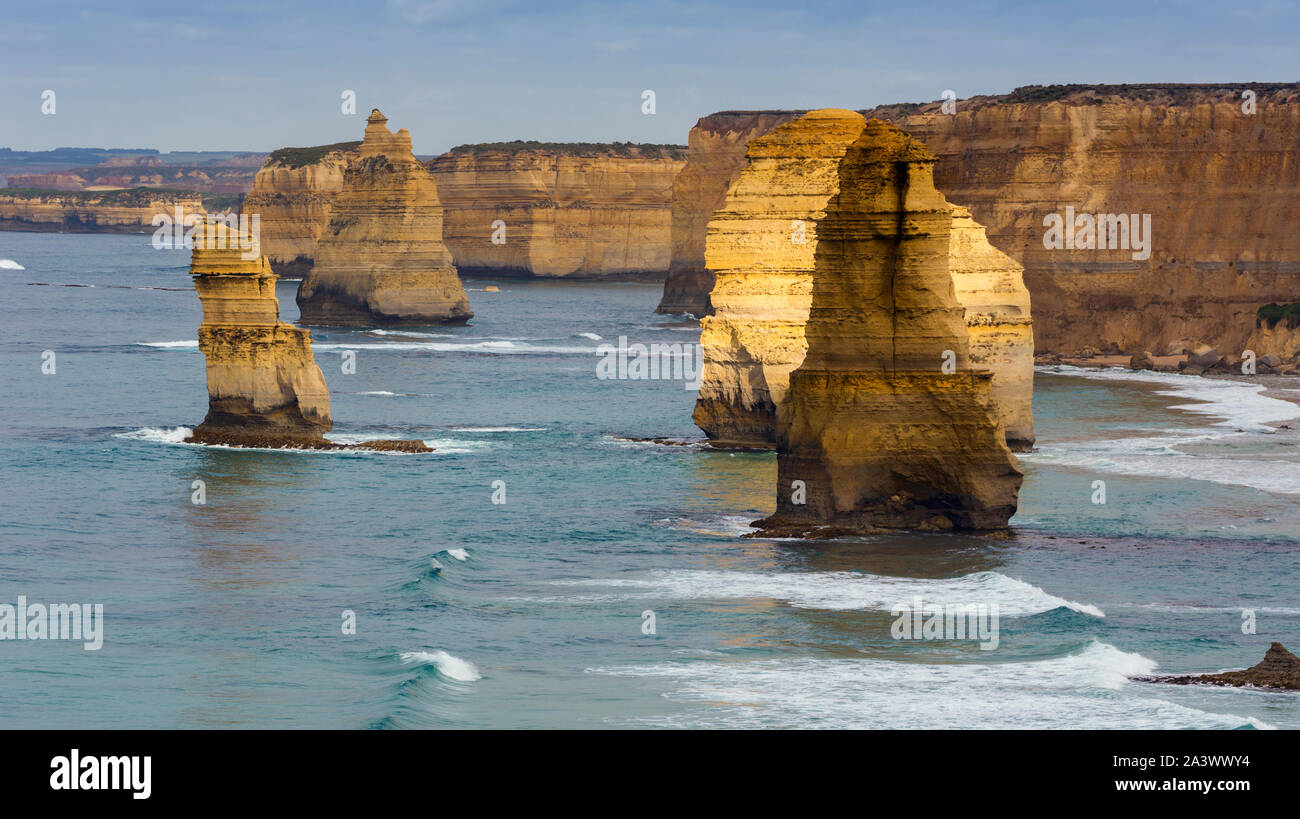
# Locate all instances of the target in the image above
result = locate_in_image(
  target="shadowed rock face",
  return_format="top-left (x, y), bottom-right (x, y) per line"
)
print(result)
top-left (297, 110), bottom-right (472, 326)
top-left (693, 112), bottom-right (1034, 451)
top-left (1133, 642), bottom-right (1300, 691)
top-left (186, 220), bottom-right (333, 448)
top-left (755, 119), bottom-right (1022, 536)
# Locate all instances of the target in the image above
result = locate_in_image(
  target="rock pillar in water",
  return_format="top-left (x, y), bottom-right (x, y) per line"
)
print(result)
top-left (693, 109), bottom-right (867, 448)
top-left (756, 120), bottom-right (1022, 535)
top-left (693, 112), bottom-right (1035, 452)
top-left (187, 219), bottom-right (333, 447)
top-left (297, 109), bottom-right (472, 325)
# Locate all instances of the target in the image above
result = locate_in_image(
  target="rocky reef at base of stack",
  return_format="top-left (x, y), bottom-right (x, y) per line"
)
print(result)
top-left (753, 119), bottom-right (1022, 536)
top-left (692, 113), bottom-right (1034, 452)
top-left (1132, 642), bottom-right (1300, 691)
top-left (297, 110), bottom-right (471, 326)
top-left (185, 218), bottom-right (430, 452)
top-left (241, 141), bottom-right (360, 277)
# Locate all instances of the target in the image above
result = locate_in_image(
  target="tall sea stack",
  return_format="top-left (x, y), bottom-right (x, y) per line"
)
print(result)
top-left (186, 219), bottom-right (333, 448)
top-left (756, 120), bottom-right (1022, 535)
top-left (297, 109), bottom-right (472, 325)
top-left (694, 111), bottom-right (1035, 451)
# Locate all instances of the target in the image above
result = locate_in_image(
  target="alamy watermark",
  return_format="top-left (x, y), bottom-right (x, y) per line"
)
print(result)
top-left (1043, 206), bottom-right (1151, 261)
top-left (0, 596), bottom-right (103, 650)
top-left (891, 597), bottom-right (999, 650)
top-left (596, 336), bottom-right (703, 390)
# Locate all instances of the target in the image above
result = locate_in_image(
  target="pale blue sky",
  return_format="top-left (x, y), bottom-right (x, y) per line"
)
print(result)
top-left (1, 0), bottom-right (1296, 153)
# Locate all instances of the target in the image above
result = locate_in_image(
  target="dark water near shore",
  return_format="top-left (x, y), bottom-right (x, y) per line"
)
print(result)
top-left (1, 232), bottom-right (1298, 729)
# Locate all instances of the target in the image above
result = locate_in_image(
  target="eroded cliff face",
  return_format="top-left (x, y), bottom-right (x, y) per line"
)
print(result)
top-left (756, 119), bottom-right (1022, 536)
top-left (428, 147), bottom-right (684, 279)
top-left (662, 85), bottom-right (1300, 361)
top-left (657, 112), bottom-right (803, 315)
top-left (186, 220), bottom-right (333, 448)
top-left (694, 114), bottom-right (1034, 451)
top-left (0, 189), bottom-right (206, 233)
top-left (241, 142), bottom-right (359, 277)
top-left (297, 110), bottom-right (471, 325)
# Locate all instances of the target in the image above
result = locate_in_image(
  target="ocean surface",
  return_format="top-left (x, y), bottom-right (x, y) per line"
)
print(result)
top-left (2, 231), bottom-right (1298, 729)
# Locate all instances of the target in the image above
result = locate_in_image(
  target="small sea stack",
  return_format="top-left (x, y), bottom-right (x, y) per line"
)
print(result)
top-left (754, 120), bottom-right (1022, 536)
top-left (297, 109), bottom-right (472, 326)
top-left (186, 219), bottom-right (334, 448)
top-left (1132, 642), bottom-right (1300, 691)
top-left (186, 218), bottom-right (430, 452)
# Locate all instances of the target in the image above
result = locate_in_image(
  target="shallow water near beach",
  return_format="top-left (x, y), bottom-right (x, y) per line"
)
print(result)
top-left (1, 232), bottom-right (1298, 729)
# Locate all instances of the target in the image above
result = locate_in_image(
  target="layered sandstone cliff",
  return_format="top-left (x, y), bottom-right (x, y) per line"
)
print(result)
top-left (241, 142), bottom-right (359, 277)
top-left (186, 220), bottom-right (334, 448)
top-left (657, 112), bottom-right (803, 314)
top-left (694, 114), bottom-right (1034, 450)
top-left (428, 144), bottom-right (685, 279)
top-left (0, 188), bottom-right (207, 233)
top-left (297, 110), bottom-right (471, 325)
top-left (755, 119), bottom-right (1022, 535)
top-left (662, 85), bottom-right (1300, 362)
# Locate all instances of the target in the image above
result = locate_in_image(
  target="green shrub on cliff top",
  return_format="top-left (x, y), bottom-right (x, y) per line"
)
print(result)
top-left (267, 141), bottom-right (362, 169)
top-left (1257, 302), bottom-right (1300, 329)
top-left (445, 141), bottom-right (687, 160)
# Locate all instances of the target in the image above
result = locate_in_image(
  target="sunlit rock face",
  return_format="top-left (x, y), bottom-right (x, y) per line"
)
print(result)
top-left (297, 110), bottom-right (472, 326)
top-left (242, 141), bottom-right (360, 278)
top-left (692, 112), bottom-right (1034, 451)
top-left (755, 120), bottom-right (1022, 536)
top-left (656, 111), bottom-right (805, 316)
top-left (428, 146), bottom-right (684, 279)
top-left (692, 109), bottom-right (866, 449)
top-left (186, 220), bottom-right (333, 448)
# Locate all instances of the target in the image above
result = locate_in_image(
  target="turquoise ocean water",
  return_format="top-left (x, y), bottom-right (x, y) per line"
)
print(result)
top-left (1, 231), bottom-right (1298, 729)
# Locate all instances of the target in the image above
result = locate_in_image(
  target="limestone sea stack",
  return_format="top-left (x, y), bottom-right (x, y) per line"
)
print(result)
top-left (693, 109), bottom-right (867, 448)
top-left (693, 112), bottom-right (1034, 450)
top-left (297, 110), bottom-right (471, 325)
top-left (241, 141), bottom-right (360, 277)
top-left (755, 119), bottom-right (1022, 535)
top-left (186, 219), bottom-right (334, 448)
top-left (948, 206), bottom-right (1034, 449)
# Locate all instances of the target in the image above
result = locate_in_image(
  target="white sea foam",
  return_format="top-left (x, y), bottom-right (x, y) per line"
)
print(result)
top-left (137, 340), bottom-right (198, 348)
top-left (357, 390), bottom-right (399, 396)
top-left (576, 332), bottom-right (603, 341)
top-left (364, 329), bottom-right (456, 338)
top-left (532, 569), bottom-right (1105, 617)
top-left (0, 259), bottom-right (25, 270)
top-left (442, 548), bottom-right (469, 561)
top-left (449, 426), bottom-right (547, 433)
top-left (400, 650), bottom-right (482, 682)
top-left (588, 641), bottom-right (1275, 729)
top-left (1043, 365), bottom-right (1300, 430)
top-left (312, 340), bottom-right (598, 355)
top-left (1032, 366), bottom-right (1300, 494)
top-left (116, 426), bottom-right (192, 444)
